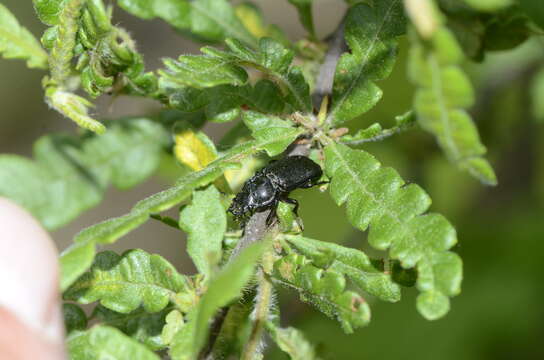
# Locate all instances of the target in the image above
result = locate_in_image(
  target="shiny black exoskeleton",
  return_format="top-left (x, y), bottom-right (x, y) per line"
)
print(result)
top-left (228, 155), bottom-right (324, 225)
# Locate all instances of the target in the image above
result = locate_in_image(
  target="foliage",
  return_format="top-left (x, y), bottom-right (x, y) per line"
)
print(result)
top-left (179, 185), bottom-right (226, 276)
top-left (0, 3), bottom-right (48, 68)
top-left (68, 325), bottom-right (160, 360)
top-left (407, 2), bottom-right (498, 185)
top-left (0, 117), bottom-right (168, 229)
top-left (323, 142), bottom-right (461, 320)
top-left (327, 0), bottom-right (405, 125)
top-left (1, 0), bottom-right (537, 358)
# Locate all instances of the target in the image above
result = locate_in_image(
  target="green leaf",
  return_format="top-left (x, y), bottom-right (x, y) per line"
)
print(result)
top-left (43, 0), bottom-right (157, 128)
top-left (324, 142), bottom-right (462, 320)
top-left (327, 0), bottom-right (405, 125)
top-left (159, 56), bottom-right (248, 89)
top-left (200, 37), bottom-right (312, 112)
top-left (59, 136), bottom-right (295, 291)
top-left (162, 80), bottom-right (287, 123)
top-left (179, 185), bottom-right (227, 276)
top-left (288, 0), bottom-right (316, 37)
top-left (67, 325), bottom-right (159, 360)
top-left (93, 305), bottom-right (171, 351)
top-left (272, 253), bottom-right (371, 333)
top-left (170, 242), bottom-right (266, 359)
top-left (0, 118), bottom-right (167, 230)
top-left (242, 111), bottom-right (304, 156)
top-left (64, 249), bottom-right (192, 313)
top-left (284, 235), bottom-right (401, 302)
top-left (45, 89), bottom-right (106, 134)
top-left (266, 323), bottom-right (319, 360)
top-left (408, 26), bottom-right (497, 185)
top-left (0, 4), bottom-right (48, 69)
top-left (209, 301), bottom-right (253, 359)
top-left (116, 0), bottom-right (191, 30)
top-left (33, 0), bottom-right (66, 25)
top-left (190, 0), bottom-right (257, 46)
top-left (341, 111), bottom-right (416, 145)
top-left (117, 0), bottom-right (258, 47)
top-left (234, 2), bottom-right (289, 45)
top-left (63, 303), bottom-right (87, 333)
top-left (161, 310), bottom-right (185, 346)
top-left (65, 1), bottom-right (158, 99)
top-left (76, 18), bottom-right (157, 99)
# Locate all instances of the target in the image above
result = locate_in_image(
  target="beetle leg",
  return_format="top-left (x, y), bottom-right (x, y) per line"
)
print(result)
top-left (281, 197), bottom-right (299, 216)
top-left (301, 180), bottom-right (329, 188)
top-left (280, 197), bottom-right (305, 231)
top-left (266, 200), bottom-right (279, 226)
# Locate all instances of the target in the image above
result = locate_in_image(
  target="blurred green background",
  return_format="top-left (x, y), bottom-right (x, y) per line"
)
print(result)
top-left (1, 1), bottom-right (543, 359)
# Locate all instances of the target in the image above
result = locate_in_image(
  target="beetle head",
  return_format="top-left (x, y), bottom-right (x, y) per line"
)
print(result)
top-left (228, 175), bottom-right (277, 220)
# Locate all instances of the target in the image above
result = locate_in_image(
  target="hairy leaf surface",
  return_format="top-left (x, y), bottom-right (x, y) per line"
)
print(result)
top-left (160, 36), bottom-right (311, 114)
top-left (267, 323), bottom-right (318, 360)
top-left (170, 242), bottom-right (266, 359)
top-left (0, 4), bottom-right (48, 69)
top-left (159, 56), bottom-right (248, 89)
top-left (272, 253), bottom-right (371, 333)
top-left (92, 305), bottom-right (172, 351)
top-left (162, 80), bottom-right (288, 123)
top-left (65, 250), bottom-right (192, 313)
top-left (46, 90), bottom-right (106, 134)
top-left (242, 111), bottom-right (304, 156)
top-left (179, 185), bottom-right (226, 276)
top-left (284, 235), bottom-right (401, 302)
top-left (63, 303), bottom-right (88, 334)
top-left (328, 0), bottom-right (405, 125)
top-left (33, 0), bottom-right (66, 25)
top-left (202, 37), bottom-right (312, 112)
top-left (324, 143), bottom-right (462, 320)
top-left (68, 325), bottom-right (159, 360)
top-left (59, 132), bottom-right (299, 291)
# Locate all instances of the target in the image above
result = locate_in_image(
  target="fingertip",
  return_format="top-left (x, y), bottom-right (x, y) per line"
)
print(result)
top-left (0, 198), bottom-right (65, 345)
top-left (0, 306), bottom-right (66, 360)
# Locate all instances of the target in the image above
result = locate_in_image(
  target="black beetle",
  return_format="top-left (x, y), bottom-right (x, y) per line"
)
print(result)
top-left (228, 155), bottom-right (324, 225)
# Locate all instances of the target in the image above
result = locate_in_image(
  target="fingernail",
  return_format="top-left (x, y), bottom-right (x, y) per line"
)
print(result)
top-left (0, 198), bottom-right (65, 344)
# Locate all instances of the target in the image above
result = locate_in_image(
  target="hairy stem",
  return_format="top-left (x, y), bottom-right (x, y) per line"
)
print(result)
top-left (49, 0), bottom-right (85, 85)
top-left (241, 268), bottom-right (274, 360)
top-left (202, 17), bottom-right (348, 360)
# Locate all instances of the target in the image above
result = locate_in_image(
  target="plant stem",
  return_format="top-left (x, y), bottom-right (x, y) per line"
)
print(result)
top-left (202, 17), bottom-right (349, 360)
top-left (241, 269), bottom-right (273, 360)
top-left (241, 249), bottom-right (275, 360)
top-left (312, 18), bottom-right (347, 111)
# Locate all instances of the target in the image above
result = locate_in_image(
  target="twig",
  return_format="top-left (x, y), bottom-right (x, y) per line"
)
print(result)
top-left (312, 19), bottom-right (348, 110)
top-left (241, 268), bottom-right (274, 360)
top-left (202, 19), bottom-right (348, 359)
top-left (340, 112), bottom-right (417, 146)
top-left (230, 19), bottom-right (347, 258)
